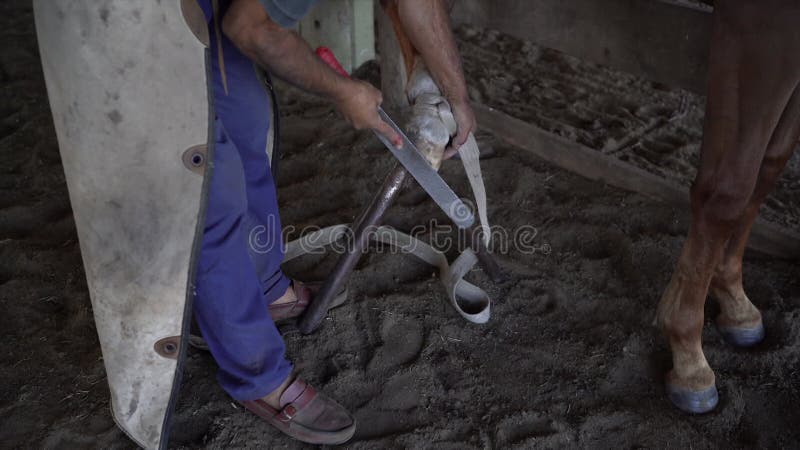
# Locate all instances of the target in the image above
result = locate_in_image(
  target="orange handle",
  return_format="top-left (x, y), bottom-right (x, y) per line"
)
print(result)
top-left (315, 46), bottom-right (350, 78)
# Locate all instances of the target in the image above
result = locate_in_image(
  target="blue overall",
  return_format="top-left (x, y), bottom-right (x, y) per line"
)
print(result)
top-left (192, 0), bottom-right (315, 401)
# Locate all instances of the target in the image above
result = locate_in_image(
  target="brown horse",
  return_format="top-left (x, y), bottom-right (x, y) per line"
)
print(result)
top-left (395, 0), bottom-right (800, 414)
top-left (656, 0), bottom-right (800, 413)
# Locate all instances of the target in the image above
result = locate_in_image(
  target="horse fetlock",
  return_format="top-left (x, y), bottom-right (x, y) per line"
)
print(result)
top-left (716, 299), bottom-right (762, 330)
top-left (710, 258), bottom-right (743, 290)
top-left (708, 278), bottom-right (761, 329)
top-left (668, 351), bottom-right (715, 392)
top-left (655, 270), bottom-right (699, 335)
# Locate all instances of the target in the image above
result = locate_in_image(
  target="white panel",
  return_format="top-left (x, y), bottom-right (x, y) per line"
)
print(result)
top-left (33, 1), bottom-right (209, 448)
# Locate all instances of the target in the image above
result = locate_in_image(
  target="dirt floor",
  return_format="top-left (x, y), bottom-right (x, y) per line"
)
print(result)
top-left (2, 2), bottom-right (800, 449)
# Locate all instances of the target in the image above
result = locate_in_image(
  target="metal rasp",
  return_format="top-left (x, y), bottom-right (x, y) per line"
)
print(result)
top-left (316, 47), bottom-right (475, 229)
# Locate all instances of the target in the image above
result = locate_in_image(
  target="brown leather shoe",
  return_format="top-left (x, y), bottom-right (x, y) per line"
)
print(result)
top-left (268, 281), bottom-right (348, 323)
top-left (240, 378), bottom-right (356, 445)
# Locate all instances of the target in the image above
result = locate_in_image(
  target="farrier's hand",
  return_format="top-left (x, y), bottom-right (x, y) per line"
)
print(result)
top-left (332, 79), bottom-right (402, 148)
top-left (444, 97), bottom-right (477, 159)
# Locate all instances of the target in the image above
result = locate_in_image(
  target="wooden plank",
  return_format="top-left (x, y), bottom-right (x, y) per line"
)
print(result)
top-left (472, 102), bottom-right (800, 259)
top-left (452, 0), bottom-right (713, 93)
top-left (376, 0), bottom-right (410, 112)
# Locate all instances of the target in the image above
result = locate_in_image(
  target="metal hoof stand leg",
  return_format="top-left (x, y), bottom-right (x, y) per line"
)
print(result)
top-left (299, 164), bottom-right (407, 334)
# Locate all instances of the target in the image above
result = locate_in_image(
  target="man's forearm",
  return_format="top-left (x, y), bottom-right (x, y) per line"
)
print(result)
top-left (223, 6), bottom-right (348, 101)
top-left (397, 0), bottom-right (469, 104)
top-left (221, 0), bottom-right (402, 146)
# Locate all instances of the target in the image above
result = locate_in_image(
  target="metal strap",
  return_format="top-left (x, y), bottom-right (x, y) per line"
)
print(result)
top-left (284, 225), bottom-right (491, 323)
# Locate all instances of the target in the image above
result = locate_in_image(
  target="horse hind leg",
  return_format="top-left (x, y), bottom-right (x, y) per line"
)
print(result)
top-left (710, 83), bottom-right (800, 347)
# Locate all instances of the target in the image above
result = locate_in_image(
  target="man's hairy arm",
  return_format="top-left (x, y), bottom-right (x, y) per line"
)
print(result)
top-left (397, 0), bottom-right (476, 155)
top-left (223, 0), bottom-right (400, 146)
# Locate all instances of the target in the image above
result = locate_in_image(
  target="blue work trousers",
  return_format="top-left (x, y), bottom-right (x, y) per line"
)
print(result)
top-left (193, 0), bottom-right (292, 401)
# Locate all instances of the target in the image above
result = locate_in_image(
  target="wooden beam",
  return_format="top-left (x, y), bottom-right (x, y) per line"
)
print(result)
top-left (472, 102), bottom-right (800, 259)
top-left (376, 0), bottom-right (410, 112)
top-left (452, 0), bottom-right (712, 93)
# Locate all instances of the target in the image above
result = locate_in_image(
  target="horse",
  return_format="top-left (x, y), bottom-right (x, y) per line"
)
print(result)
top-left (386, 0), bottom-right (800, 414)
top-left (656, 0), bottom-right (800, 413)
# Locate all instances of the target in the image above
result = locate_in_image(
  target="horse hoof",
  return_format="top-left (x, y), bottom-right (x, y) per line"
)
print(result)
top-left (666, 384), bottom-right (719, 414)
top-left (718, 322), bottom-right (765, 348)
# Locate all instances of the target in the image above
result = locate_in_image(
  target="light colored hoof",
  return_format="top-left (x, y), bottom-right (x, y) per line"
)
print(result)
top-left (718, 321), bottom-right (765, 348)
top-left (666, 383), bottom-right (718, 414)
